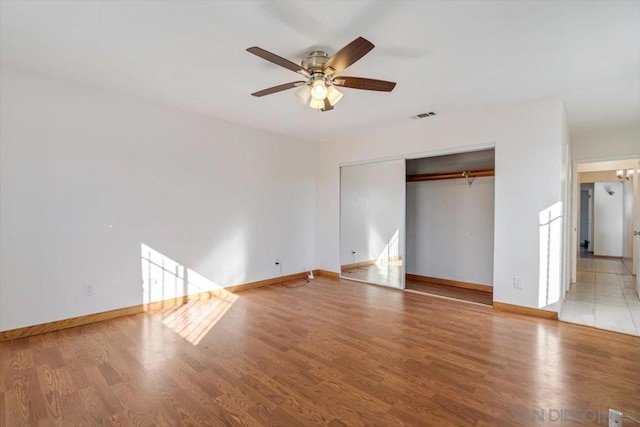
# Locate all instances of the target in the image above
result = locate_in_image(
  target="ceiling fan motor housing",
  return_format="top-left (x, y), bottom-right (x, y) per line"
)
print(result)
top-left (301, 51), bottom-right (329, 73)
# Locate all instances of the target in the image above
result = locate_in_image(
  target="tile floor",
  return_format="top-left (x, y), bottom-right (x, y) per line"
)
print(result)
top-left (561, 257), bottom-right (640, 336)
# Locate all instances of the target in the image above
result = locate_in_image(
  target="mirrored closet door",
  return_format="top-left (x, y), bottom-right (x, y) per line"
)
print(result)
top-left (340, 160), bottom-right (405, 289)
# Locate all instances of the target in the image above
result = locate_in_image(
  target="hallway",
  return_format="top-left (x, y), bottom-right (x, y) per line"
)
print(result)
top-left (561, 257), bottom-right (640, 336)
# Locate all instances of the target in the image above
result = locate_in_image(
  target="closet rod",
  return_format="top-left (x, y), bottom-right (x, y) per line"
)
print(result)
top-left (406, 168), bottom-right (494, 182)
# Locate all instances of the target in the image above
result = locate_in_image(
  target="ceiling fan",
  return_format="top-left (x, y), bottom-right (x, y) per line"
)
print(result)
top-left (247, 37), bottom-right (396, 112)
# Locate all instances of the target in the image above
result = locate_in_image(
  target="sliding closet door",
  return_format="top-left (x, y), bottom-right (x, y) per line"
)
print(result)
top-left (340, 159), bottom-right (406, 289)
top-left (405, 150), bottom-right (495, 294)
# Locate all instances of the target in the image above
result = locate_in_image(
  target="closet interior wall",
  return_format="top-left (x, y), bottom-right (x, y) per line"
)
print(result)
top-left (405, 150), bottom-right (495, 287)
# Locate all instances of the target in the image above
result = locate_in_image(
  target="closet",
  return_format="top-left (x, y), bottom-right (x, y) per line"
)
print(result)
top-left (405, 149), bottom-right (495, 305)
top-left (340, 160), bottom-right (405, 289)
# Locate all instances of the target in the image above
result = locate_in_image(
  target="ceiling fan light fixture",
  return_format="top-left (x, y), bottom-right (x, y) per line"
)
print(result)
top-left (295, 84), bottom-right (311, 105)
top-left (247, 37), bottom-right (396, 111)
top-left (326, 85), bottom-right (343, 106)
top-left (311, 78), bottom-right (327, 100)
top-left (309, 98), bottom-right (325, 110)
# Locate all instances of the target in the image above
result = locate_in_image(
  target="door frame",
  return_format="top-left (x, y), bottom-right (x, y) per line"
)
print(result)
top-left (578, 187), bottom-right (593, 251)
top-left (635, 159), bottom-right (640, 296)
top-left (570, 155), bottom-right (639, 285)
top-left (338, 141), bottom-right (496, 291)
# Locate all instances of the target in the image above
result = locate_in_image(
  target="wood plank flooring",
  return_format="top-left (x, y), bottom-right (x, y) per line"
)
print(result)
top-left (1, 277), bottom-right (639, 426)
top-left (405, 280), bottom-right (494, 306)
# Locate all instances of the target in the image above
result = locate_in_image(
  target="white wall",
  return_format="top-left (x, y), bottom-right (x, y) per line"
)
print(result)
top-left (593, 182), bottom-right (623, 257)
top-left (0, 66), bottom-right (318, 331)
top-left (406, 177), bottom-right (494, 286)
top-left (318, 97), bottom-right (566, 311)
top-left (560, 111), bottom-right (571, 303)
top-left (340, 160), bottom-right (404, 265)
top-left (571, 125), bottom-right (640, 162)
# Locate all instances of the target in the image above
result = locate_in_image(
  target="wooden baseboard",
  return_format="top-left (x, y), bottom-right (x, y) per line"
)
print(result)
top-left (313, 269), bottom-right (340, 280)
top-left (0, 271), bottom-right (309, 342)
top-left (0, 306), bottom-right (145, 342)
top-left (341, 256), bottom-right (402, 271)
top-left (493, 301), bottom-right (558, 320)
top-left (341, 260), bottom-right (376, 270)
top-left (224, 271), bottom-right (308, 293)
top-left (405, 273), bottom-right (493, 294)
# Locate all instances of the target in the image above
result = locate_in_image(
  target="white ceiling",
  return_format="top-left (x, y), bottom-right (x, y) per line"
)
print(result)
top-left (1, 0), bottom-right (638, 143)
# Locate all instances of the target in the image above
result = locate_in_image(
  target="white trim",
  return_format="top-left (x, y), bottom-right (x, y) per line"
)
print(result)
top-left (401, 158), bottom-right (407, 290)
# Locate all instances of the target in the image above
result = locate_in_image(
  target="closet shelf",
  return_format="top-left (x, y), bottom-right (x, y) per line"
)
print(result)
top-left (406, 168), bottom-right (494, 182)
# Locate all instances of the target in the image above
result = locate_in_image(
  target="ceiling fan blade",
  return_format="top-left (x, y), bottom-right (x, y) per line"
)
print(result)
top-left (251, 81), bottom-right (306, 97)
top-left (332, 76), bottom-right (396, 92)
top-left (321, 98), bottom-right (334, 112)
top-left (247, 47), bottom-right (310, 77)
top-left (323, 37), bottom-right (374, 75)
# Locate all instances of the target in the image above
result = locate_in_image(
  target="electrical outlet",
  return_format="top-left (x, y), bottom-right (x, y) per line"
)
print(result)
top-left (513, 276), bottom-right (523, 289)
top-left (84, 284), bottom-right (95, 296)
top-left (608, 409), bottom-right (622, 427)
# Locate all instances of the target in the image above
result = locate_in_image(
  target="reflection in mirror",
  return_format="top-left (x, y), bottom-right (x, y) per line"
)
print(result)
top-left (340, 160), bottom-right (405, 288)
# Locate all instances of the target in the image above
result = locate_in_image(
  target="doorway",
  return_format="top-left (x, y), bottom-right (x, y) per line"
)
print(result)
top-left (579, 185), bottom-right (593, 255)
top-left (562, 158), bottom-right (640, 336)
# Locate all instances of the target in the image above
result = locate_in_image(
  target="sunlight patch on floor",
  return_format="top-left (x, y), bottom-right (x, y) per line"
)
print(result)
top-left (140, 243), bottom-right (238, 345)
top-left (159, 294), bottom-right (238, 345)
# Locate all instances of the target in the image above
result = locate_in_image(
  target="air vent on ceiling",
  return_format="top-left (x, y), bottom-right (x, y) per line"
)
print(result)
top-left (413, 112), bottom-right (436, 119)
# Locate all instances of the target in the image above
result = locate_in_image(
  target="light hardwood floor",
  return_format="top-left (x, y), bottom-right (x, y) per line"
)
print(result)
top-left (405, 280), bottom-right (493, 306)
top-left (1, 277), bottom-right (639, 426)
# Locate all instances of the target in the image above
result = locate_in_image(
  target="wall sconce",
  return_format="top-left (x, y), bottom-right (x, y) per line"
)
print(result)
top-left (616, 169), bottom-right (636, 181)
top-left (604, 184), bottom-right (615, 195)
